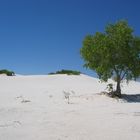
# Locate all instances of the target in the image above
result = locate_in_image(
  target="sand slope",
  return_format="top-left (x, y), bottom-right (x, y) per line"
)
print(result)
top-left (0, 74), bottom-right (140, 140)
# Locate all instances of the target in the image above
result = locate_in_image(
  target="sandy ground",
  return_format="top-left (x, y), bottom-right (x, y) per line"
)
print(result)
top-left (0, 74), bottom-right (140, 140)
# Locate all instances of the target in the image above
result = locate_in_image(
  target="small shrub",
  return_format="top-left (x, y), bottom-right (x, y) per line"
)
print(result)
top-left (106, 83), bottom-right (113, 92)
top-left (48, 69), bottom-right (81, 75)
top-left (48, 72), bottom-right (55, 75)
top-left (0, 69), bottom-right (15, 76)
top-left (63, 91), bottom-right (71, 104)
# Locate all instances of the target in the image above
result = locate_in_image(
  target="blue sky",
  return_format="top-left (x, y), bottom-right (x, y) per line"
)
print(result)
top-left (0, 0), bottom-right (140, 76)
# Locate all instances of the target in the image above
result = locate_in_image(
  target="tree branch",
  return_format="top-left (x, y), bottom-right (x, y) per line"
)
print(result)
top-left (121, 70), bottom-right (127, 81)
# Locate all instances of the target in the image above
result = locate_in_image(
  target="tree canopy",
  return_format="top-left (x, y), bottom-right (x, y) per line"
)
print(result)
top-left (80, 20), bottom-right (140, 97)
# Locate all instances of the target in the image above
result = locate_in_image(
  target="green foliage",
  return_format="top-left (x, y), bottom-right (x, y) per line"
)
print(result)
top-left (80, 20), bottom-right (140, 97)
top-left (48, 69), bottom-right (81, 75)
top-left (0, 69), bottom-right (15, 76)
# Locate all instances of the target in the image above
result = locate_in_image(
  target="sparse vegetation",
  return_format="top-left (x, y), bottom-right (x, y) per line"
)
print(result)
top-left (0, 69), bottom-right (15, 76)
top-left (48, 69), bottom-right (81, 75)
top-left (63, 91), bottom-right (71, 104)
top-left (106, 83), bottom-right (114, 92)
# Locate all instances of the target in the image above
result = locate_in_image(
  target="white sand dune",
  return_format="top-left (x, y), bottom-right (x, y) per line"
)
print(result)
top-left (0, 74), bottom-right (140, 140)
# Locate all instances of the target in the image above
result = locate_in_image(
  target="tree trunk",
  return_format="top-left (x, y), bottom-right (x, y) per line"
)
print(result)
top-left (115, 80), bottom-right (121, 98)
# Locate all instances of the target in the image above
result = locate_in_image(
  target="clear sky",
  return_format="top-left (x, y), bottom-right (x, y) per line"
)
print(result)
top-left (0, 0), bottom-right (140, 76)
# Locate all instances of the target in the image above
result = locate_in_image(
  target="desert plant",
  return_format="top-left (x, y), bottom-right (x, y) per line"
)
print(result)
top-left (63, 91), bottom-right (71, 104)
top-left (0, 69), bottom-right (15, 76)
top-left (49, 69), bottom-right (81, 75)
top-left (106, 83), bottom-right (114, 92)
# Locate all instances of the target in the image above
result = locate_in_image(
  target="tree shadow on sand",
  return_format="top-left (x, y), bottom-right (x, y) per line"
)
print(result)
top-left (122, 94), bottom-right (140, 103)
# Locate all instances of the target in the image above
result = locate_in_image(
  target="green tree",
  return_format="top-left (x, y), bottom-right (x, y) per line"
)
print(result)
top-left (80, 20), bottom-right (140, 97)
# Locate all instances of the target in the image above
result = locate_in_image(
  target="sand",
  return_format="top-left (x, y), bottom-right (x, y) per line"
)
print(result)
top-left (0, 74), bottom-right (140, 140)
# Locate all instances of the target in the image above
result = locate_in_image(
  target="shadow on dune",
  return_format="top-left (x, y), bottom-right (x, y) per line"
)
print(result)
top-left (122, 94), bottom-right (140, 103)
